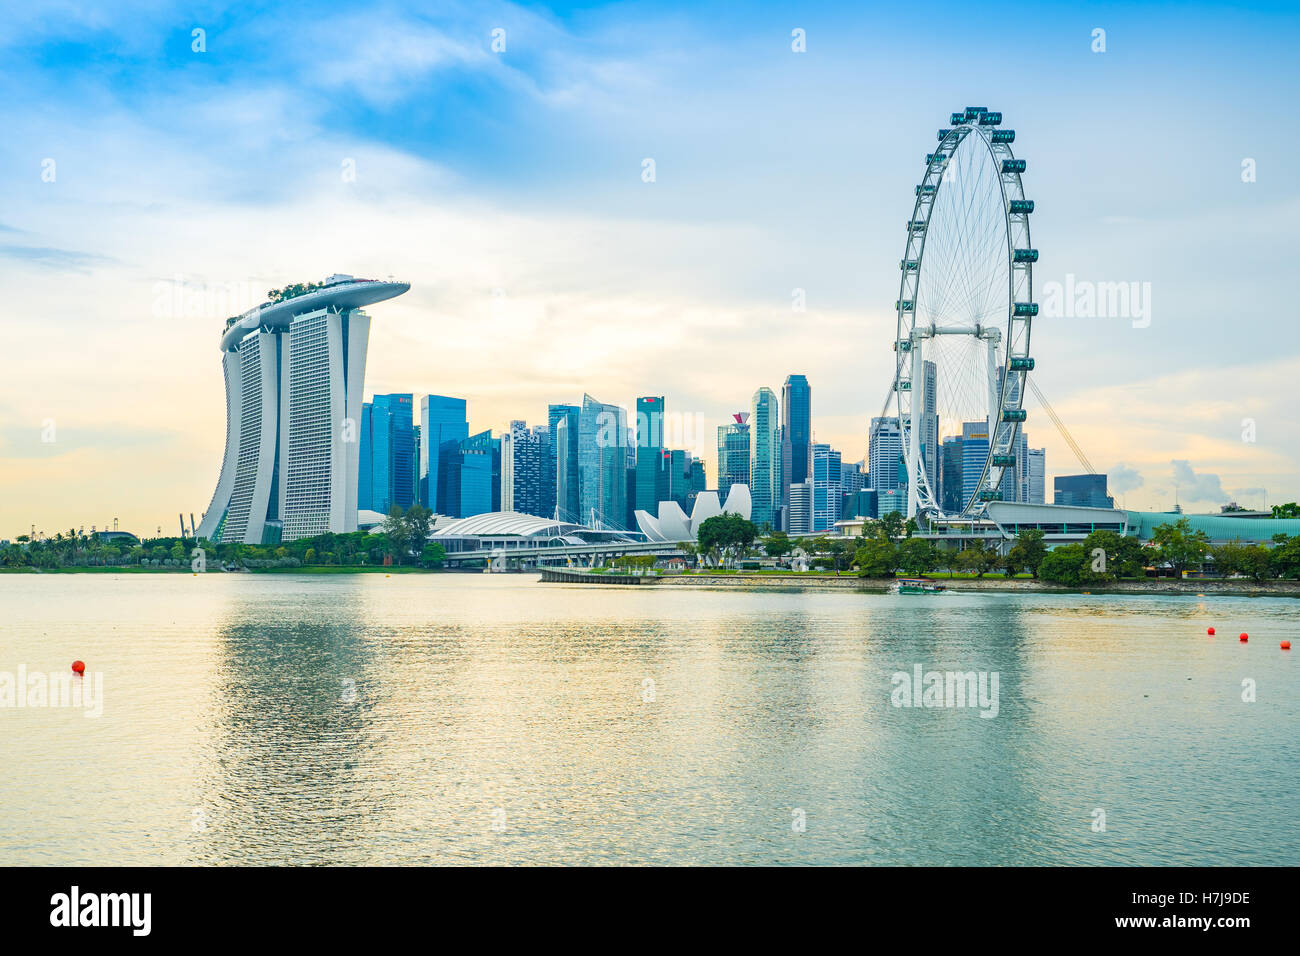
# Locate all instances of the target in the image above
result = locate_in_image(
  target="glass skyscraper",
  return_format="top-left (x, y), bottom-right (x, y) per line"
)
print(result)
top-left (960, 421), bottom-right (990, 511)
top-left (549, 403), bottom-right (580, 521)
top-left (750, 387), bottom-right (779, 529)
top-left (869, 417), bottom-right (904, 496)
top-left (716, 418), bottom-right (750, 500)
top-left (578, 394), bottom-right (628, 529)
top-left (419, 394), bottom-right (469, 515)
top-left (634, 396), bottom-right (668, 516)
top-left (811, 443), bottom-right (842, 532)
top-left (781, 374), bottom-right (810, 516)
top-left (359, 393), bottom-right (415, 515)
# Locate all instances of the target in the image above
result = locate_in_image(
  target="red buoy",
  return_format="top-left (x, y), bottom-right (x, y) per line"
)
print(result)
top-left (1207, 627), bottom-right (1215, 635)
top-left (71, 660), bottom-right (85, 674)
top-left (1283, 641), bottom-right (1292, 650)
top-left (1239, 633), bottom-right (1249, 642)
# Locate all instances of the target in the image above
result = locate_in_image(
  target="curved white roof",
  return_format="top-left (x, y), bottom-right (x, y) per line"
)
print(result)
top-left (433, 511), bottom-right (577, 538)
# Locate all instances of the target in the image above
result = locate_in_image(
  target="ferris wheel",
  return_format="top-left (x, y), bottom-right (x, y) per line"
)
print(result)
top-left (886, 106), bottom-right (1036, 520)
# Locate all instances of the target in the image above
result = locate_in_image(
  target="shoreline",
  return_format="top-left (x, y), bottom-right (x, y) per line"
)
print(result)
top-left (630, 573), bottom-right (1300, 597)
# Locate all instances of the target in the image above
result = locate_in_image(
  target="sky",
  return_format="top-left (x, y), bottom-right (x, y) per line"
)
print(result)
top-left (1, 0), bottom-right (1298, 537)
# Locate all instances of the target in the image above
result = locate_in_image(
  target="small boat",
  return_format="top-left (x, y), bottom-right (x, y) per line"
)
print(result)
top-left (893, 577), bottom-right (946, 594)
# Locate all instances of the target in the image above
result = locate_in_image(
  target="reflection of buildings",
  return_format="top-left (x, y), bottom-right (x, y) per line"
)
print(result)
top-left (198, 274), bottom-right (410, 544)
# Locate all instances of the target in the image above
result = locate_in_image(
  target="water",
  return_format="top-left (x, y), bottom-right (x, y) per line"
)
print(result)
top-left (1, 573), bottom-right (1296, 866)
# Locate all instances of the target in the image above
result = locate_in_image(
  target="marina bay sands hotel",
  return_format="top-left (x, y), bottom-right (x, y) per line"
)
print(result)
top-left (197, 275), bottom-right (410, 544)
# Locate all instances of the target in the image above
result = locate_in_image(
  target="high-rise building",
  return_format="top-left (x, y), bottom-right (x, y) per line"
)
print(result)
top-left (1025, 447), bottom-right (1046, 504)
top-left (716, 415), bottom-right (751, 499)
top-left (811, 443), bottom-right (842, 532)
top-left (198, 275), bottom-right (409, 544)
top-left (549, 403), bottom-right (580, 520)
top-left (419, 394), bottom-right (469, 515)
top-left (500, 420), bottom-right (545, 517)
top-left (877, 488), bottom-right (906, 519)
top-left (359, 393), bottom-right (415, 514)
top-left (940, 436), bottom-right (964, 514)
top-left (869, 417), bottom-right (904, 496)
top-left (787, 480), bottom-right (812, 534)
top-left (920, 360), bottom-right (939, 495)
top-left (634, 396), bottom-right (669, 517)
top-left (781, 374), bottom-right (811, 514)
top-left (457, 430), bottom-right (500, 518)
top-left (579, 394), bottom-right (628, 529)
top-left (750, 387), bottom-right (779, 529)
top-left (1054, 474), bottom-right (1114, 509)
top-left (960, 421), bottom-right (990, 510)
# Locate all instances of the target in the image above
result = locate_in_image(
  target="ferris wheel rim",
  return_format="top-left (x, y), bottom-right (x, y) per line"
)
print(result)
top-left (885, 109), bottom-right (1036, 521)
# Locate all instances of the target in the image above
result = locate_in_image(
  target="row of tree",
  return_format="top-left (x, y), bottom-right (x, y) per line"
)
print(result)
top-left (1, 506), bottom-right (445, 570)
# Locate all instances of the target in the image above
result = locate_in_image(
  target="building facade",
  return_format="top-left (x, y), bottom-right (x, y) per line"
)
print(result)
top-left (716, 417), bottom-right (751, 500)
top-left (579, 394), bottom-right (628, 529)
top-left (781, 374), bottom-right (811, 519)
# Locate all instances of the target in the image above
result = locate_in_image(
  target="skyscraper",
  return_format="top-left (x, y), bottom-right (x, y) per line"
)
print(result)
top-left (635, 396), bottom-right (669, 517)
top-left (811, 443), bottom-right (842, 532)
top-left (869, 417), bottom-right (904, 496)
top-left (501, 420), bottom-right (545, 516)
top-left (787, 480), bottom-right (812, 534)
top-left (716, 415), bottom-right (750, 500)
top-left (359, 393), bottom-right (415, 514)
top-left (781, 374), bottom-right (811, 514)
top-left (549, 403), bottom-right (580, 520)
top-left (198, 274), bottom-right (410, 544)
top-left (579, 393), bottom-right (628, 529)
top-left (750, 387), bottom-right (779, 529)
top-left (920, 359), bottom-right (938, 495)
top-left (419, 395), bottom-right (469, 515)
top-left (940, 436), bottom-right (964, 514)
top-left (960, 421), bottom-right (990, 511)
top-left (1025, 447), bottom-right (1046, 504)
top-left (457, 429), bottom-right (500, 518)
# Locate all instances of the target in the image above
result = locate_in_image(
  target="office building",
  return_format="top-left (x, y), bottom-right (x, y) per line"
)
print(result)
top-left (717, 415), bottom-right (751, 500)
top-left (579, 393), bottom-right (628, 529)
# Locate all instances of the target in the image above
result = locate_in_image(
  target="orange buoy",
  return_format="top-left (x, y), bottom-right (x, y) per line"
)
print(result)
top-left (1207, 627), bottom-right (1215, 635)
top-left (1239, 633), bottom-right (1249, 642)
top-left (71, 660), bottom-right (85, 674)
top-left (1282, 641), bottom-right (1292, 650)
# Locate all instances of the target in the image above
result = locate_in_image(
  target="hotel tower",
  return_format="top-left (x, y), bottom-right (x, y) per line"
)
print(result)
top-left (197, 274), bottom-right (410, 544)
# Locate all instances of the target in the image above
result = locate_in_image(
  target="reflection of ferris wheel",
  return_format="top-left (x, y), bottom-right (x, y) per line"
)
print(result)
top-left (885, 106), bottom-right (1036, 520)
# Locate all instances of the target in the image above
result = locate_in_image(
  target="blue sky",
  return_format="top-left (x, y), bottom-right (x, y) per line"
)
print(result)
top-left (2, 0), bottom-right (1298, 534)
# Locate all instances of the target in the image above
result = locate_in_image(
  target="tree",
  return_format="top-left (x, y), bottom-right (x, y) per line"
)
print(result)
top-left (695, 512), bottom-right (759, 569)
top-left (897, 538), bottom-right (936, 576)
top-left (879, 511), bottom-right (905, 541)
top-left (1271, 502), bottom-right (1300, 519)
top-left (1007, 528), bottom-right (1048, 578)
top-left (404, 505), bottom-right (434, 553)
top-left (1039, 544), bottom-right (1088, 586)
top-left (854, 538), bottom-right (898, 578)
top-left (762, 532), bottom-right (793, 560)
top-left (1151, 518), bottom-right (1210, 576)
top-left (419, 542), bottom-right (446, 568)
top-left (381, 505), bottom-right (414, 564)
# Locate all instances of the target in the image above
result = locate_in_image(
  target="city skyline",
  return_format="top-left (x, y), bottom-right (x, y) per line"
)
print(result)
top-left (3, 1), bottom-right (1299, 536)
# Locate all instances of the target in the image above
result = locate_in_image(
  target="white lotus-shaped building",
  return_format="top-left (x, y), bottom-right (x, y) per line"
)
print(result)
top-left (634, 484), bottom-right (752, 542)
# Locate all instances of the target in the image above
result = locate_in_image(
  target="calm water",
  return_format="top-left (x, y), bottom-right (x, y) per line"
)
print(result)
top-left (1, 573), bottom-right (1296, 866)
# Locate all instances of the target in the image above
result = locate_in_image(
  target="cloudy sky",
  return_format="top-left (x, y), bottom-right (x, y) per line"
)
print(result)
top-left (1, 0), bottom-right (1297, 537)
